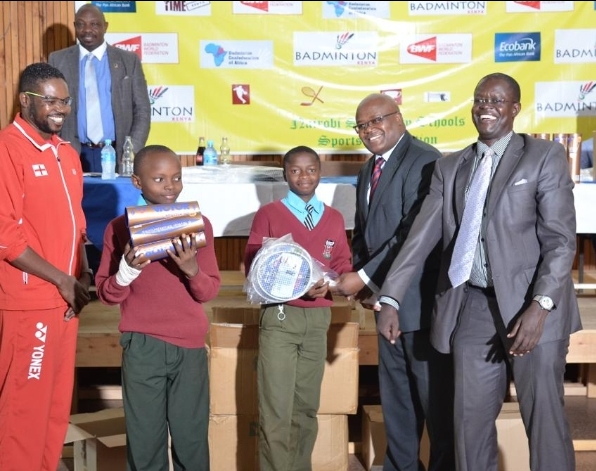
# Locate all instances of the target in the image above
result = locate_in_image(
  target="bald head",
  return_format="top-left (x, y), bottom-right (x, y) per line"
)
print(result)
top-left (356, 93), bottom-right (400, 117)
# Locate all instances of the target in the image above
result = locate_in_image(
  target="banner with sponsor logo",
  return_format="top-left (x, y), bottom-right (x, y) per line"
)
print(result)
top-left (77, 1), bottom-right (596, 154)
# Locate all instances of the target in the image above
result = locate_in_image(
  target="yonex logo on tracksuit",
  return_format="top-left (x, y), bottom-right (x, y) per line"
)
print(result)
top-left (28, 322), bottom-right (47, 380)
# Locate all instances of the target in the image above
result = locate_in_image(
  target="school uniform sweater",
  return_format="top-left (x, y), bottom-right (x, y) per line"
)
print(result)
top-left (95, 214), bottom-right (221, 348)
top-left (244, 200), bottom-right (352, 308)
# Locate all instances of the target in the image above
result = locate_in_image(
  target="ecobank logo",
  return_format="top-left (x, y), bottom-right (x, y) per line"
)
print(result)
top-left (494, 32), bottom-right (541, 62)
top-left (28, 322), bottom-right (47, 380)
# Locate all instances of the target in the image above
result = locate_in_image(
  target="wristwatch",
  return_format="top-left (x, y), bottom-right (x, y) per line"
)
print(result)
top-left (533, 295), bottom-right (554, 311)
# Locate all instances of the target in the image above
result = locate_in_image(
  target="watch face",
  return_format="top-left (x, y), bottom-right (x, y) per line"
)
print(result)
top-left (540, 298), bottom-right (554, 310)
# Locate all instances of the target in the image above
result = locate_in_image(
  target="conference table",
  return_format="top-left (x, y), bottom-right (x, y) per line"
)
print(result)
top-left (82, 166), bottom-right (357, 251)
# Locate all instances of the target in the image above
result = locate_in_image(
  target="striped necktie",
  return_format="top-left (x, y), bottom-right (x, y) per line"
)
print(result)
top-left (85, 53), bottom-right (104, 144)
top-left (369, 156), bottom-right (384, 203)
top-left (304, 203), bottom-right (315, 230)
top-left (448, 149), bottom-right (494, 288)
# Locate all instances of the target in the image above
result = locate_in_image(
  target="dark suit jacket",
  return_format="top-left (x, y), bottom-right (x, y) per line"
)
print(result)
top-left (352, 131), bottom-right (441, 332)
top-left (48, 44), bottom-right (151, 161)
top-left (380, 133), bottom-right (582, 353)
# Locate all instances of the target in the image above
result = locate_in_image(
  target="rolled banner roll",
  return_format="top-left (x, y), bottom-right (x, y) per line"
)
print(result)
top-left (135, 231), bottom-right (207, 262)
top-left (129, 214), bottom-right (206, 247)
top-left (125, 201), bottom-right (201, 227)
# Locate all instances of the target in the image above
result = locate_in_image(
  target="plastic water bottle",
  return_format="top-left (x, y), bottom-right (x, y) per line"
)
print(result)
top-left (203, 140), bottom-right (218, 166)
top-left (196, 136), bottom-right (205, 166)
top-left (220, 137), bottom-right (231, 165)
top-left (101, 139), bottom-right (117, 180)
top-left (120, 136), bottom-right (134, 177)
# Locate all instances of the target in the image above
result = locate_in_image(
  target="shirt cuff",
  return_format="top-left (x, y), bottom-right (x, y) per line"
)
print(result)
top-left (378, 295), bottom-right (400, 311)
top-left (357, 268), bottom-right (379, 292)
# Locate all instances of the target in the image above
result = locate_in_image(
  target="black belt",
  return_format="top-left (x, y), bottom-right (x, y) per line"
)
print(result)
top-left (468, 284), bottom-right (496, 297)
top-left (83, 141), bottom-right (115, 149)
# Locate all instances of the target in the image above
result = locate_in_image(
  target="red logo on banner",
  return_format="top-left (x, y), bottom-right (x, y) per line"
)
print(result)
top-left (381, 89), bottom-right (402, 105)
top-left (514, 1), bottom-right (541, 9)
top-left (241, 1), bottom-right (269, 12)
top-left (406, 37), bottom-right (437, 62)
top-left (113, 36), bottom-right (143, 60)
top-left (232, 84), bottom-right (250, 104)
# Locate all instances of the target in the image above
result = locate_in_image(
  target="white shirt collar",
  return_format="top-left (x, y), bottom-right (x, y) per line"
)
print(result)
top-left (79, 42), bottom-right (107, 61)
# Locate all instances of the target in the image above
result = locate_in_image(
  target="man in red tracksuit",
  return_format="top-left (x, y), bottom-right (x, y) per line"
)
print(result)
top-left (0, 63), bottom-right (92, 471)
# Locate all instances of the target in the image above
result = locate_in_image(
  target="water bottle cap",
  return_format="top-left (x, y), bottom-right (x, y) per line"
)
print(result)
top-left (207, 140), bottom-right (214, 146)
top-left (105, 139), bottom-right (112, 145)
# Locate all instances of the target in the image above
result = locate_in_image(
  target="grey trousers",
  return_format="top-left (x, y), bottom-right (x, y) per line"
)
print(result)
top-left (452, 286), bottom-right (575, 471)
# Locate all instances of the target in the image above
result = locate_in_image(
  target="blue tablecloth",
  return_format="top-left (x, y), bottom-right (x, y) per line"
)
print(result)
top-left (83, 176), bottom-right (141, 250)
top-left (321, 175), bottom-right (357, 186)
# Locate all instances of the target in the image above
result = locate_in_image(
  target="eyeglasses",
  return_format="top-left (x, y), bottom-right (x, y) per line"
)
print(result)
top-left (472, 98), bottom-right (512, 106)
top-left (24, 91), bottom-right (72, 107)
top-left (353, 111), bottom-right (399, 133)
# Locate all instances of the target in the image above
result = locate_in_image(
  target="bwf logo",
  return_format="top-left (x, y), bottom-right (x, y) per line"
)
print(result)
top-left (28, 322), bottom-right (47, 380)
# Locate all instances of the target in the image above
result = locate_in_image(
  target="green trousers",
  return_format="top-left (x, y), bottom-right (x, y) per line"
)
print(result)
top-left (120, 332), bottom-right (209, 471)
top-left (258, 304), bottom-right (331, 471)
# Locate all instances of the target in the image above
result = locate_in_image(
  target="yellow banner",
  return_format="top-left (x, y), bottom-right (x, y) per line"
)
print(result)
top-left (92, 1), bottom-right (596, 154)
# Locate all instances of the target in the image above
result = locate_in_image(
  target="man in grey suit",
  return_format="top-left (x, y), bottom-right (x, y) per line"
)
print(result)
top-left (376, 73), bottom-right (582, 471)
top-left (48, 3), bottom-right (150, 173)
top-left (334, 93), bottom-right (455, 471)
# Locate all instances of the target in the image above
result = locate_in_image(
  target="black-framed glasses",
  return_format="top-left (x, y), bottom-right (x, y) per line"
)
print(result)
top-left (353, 111), bottom-right (399, 133)
top-left (24, 91), bottom-right (72, 107)
top-left (472, 98), bottom-right (512, 106)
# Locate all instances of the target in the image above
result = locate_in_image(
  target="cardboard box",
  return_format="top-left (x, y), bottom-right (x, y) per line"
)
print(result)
top-left (361, 402), bottom-right (529, 471)
top-left (208, 322), bottom-right (359, 415)
top-left (210, 303), bottom-right (353, 325)
top-left (497, 402), bottom-right (530, 471)
top-left (65, 408), bottom-right (127, 471)
top-left (65, 408), bottom-right (177, 471)
top-left (208, 414), bottom-right (348, 471)
top-left (361, 405), bottom-right (429, 471)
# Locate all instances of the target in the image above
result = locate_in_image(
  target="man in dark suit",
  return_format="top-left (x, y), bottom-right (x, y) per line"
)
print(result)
top-left (48, 3), bottom-right (151, 173)
top-left (376, 73), bottom-right (582, 471)
top-left (334, 93), bottom-right (454, 471)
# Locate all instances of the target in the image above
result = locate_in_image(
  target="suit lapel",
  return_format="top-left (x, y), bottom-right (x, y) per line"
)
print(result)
top-left (454, 148), bottom-right (475, 224)
top-left (358, 156), bottom-right (374, 218)
top-left (368, 132), bottom-right (413, 213)
top-left (67, 48), bottom-right (81, 108)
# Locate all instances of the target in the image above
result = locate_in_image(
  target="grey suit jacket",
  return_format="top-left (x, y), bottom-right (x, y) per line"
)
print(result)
top-left (380, 133), bottom-right (582, 353)
top-left (352, 131), bottom-right (442, 332)
top-left (48, 44), bottom-right (151, 161)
